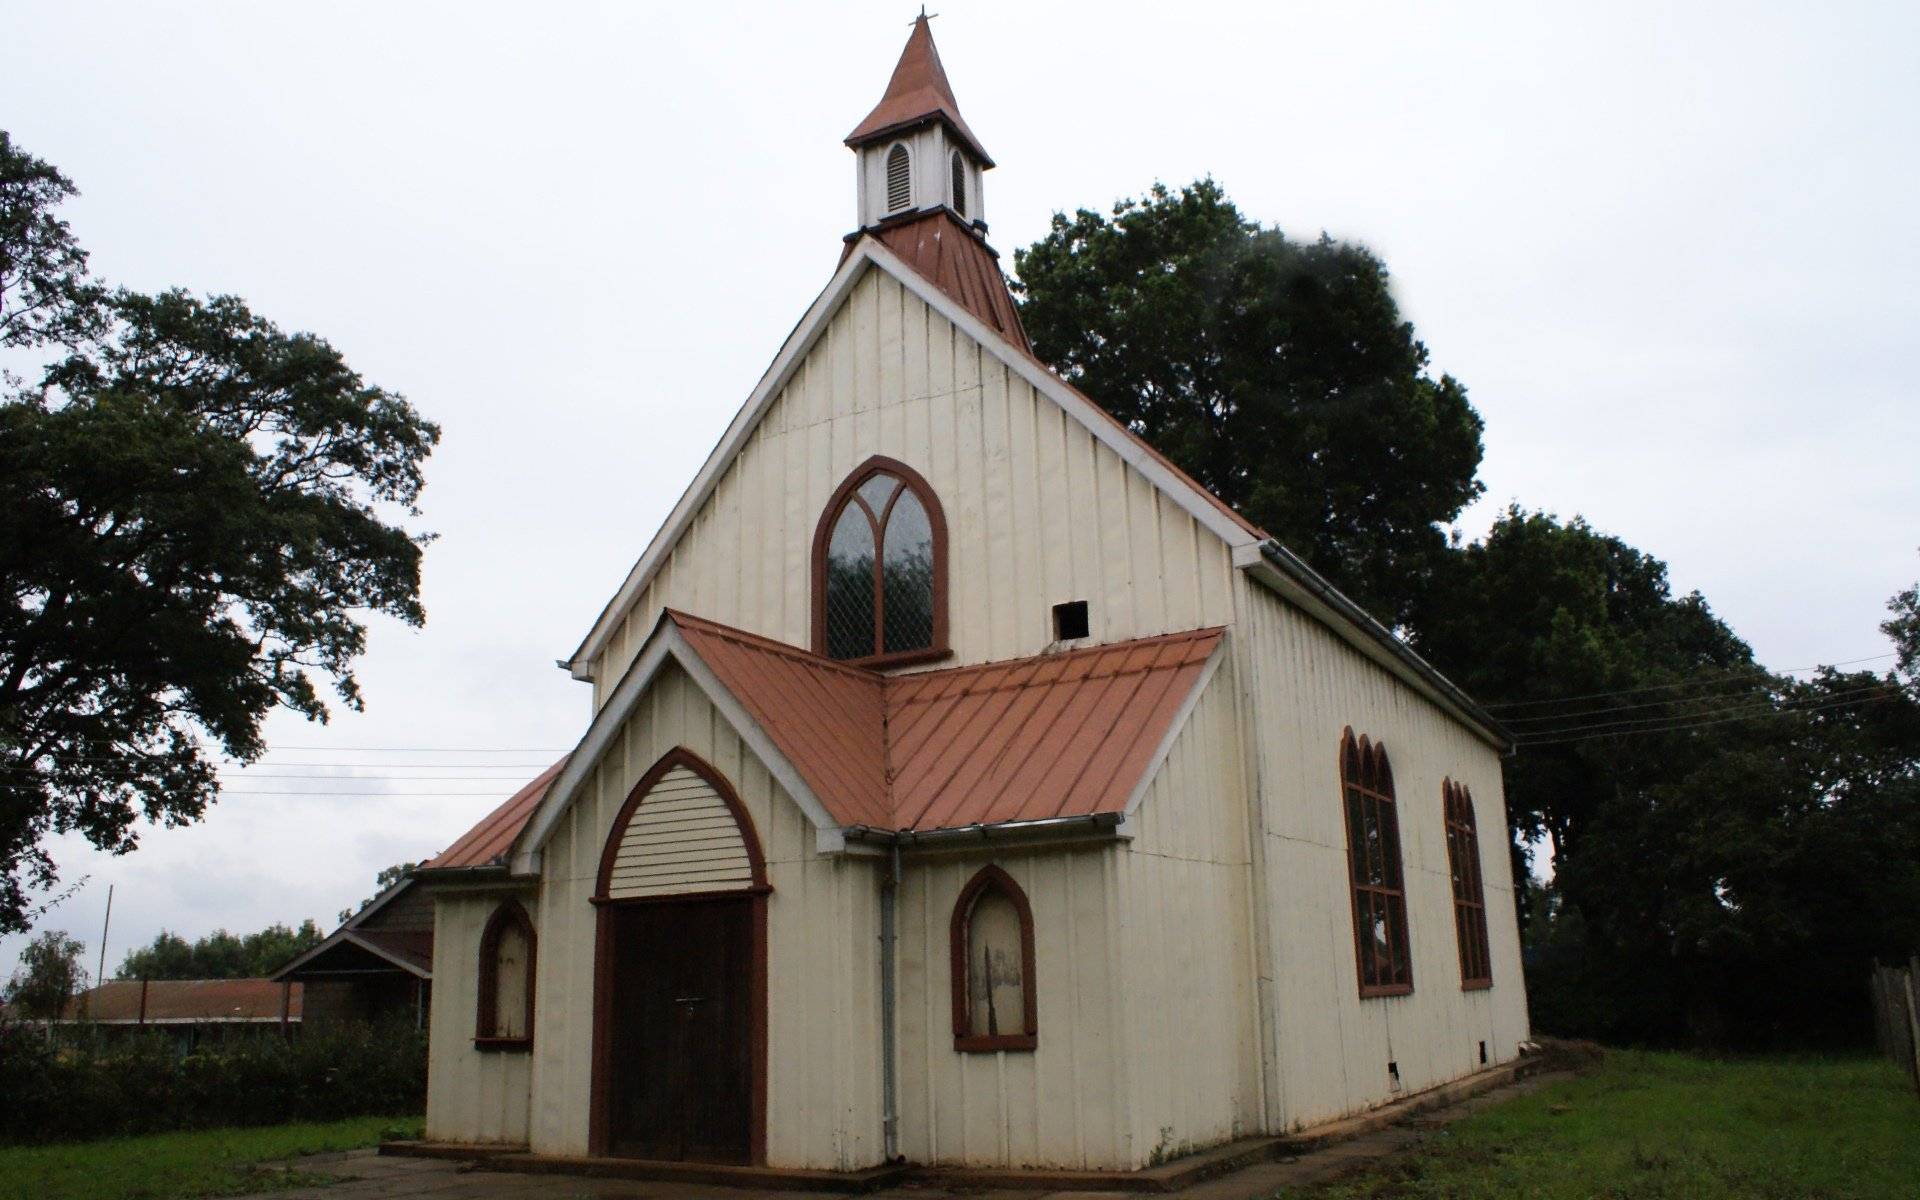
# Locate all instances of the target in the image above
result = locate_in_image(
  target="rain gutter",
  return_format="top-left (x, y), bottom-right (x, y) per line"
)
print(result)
top-left (1244, 540), bottom-right (1514, 754)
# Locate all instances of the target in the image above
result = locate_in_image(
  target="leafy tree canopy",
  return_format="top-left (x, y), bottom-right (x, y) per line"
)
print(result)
top-left (116, 919), bottom-right (325, 981)
top-left (0, 130), bottom-right (440, 933)
top-left (1015, 177), bottom-right (1920, 1048)
top-left (3, 927), bottom-right (86, 1017)
top-left (1013, 179), bottom-right (1484, 627)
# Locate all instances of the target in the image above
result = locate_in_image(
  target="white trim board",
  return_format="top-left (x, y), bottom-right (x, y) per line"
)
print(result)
top-left (515, 615), bottom-right (847, 876)
top-left (562, 239), bottom-right (1259, 681)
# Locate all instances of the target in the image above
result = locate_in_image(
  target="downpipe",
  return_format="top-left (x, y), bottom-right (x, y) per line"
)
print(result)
top-left (879, 840), bottom-right (901, 1162)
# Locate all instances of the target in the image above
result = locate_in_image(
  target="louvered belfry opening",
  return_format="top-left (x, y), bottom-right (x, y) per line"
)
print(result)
top-left (886, 143), bottom-right (912, 213)
top-left (950, 151), bottom-right (967, 218)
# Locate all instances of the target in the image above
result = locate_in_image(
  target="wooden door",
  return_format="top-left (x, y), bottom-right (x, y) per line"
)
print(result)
top-left (604, 898), bottom-right (754, 1162)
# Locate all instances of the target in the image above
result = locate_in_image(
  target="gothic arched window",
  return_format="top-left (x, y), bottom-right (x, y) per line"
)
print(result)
top-left (812, 457), bottom-right (947, 665)
top-left (950, 151), bottom-right (967, 218)
top-left (475, 899), bottom-right (535, 1048)
top-left (949, 865), bottom-right (1036, 1052)
top-left (1444, 779), bottom-right (1493, 989)
top-left (1342, 729), bottom-right (1413, 997)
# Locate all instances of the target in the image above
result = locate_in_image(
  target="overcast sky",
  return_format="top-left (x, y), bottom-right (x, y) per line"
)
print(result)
top-left (4, 1), bottom-right (1916, 982)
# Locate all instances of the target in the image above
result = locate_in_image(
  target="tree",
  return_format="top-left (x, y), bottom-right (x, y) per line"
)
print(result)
top-left (1886, 563), bottom-right (1919, 686)
top-left (0, 131), bottom-right (101, 350)
top-left (117, 919), bottom-right (325, 980)
top-left (339, 861), bottom-right (419, 924)
top-left (0, 131), bottom-right (440, 932)
top-left (1013, 179), bottom-right (1484, 627)
top-left (3, 928), bottom-right (86, 1018)
top-left (1418, 512), bottom-right (1920, 1044)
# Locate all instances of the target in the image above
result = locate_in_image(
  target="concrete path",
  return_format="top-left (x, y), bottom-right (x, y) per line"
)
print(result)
top-left (247, 1073), bottom-right (1558, 1200)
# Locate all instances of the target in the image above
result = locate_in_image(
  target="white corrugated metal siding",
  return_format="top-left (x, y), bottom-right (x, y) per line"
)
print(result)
top-left (894, 845), bottom-right (1128, 1169)
top-left (591, 268), bottom-right (1238, 705)
top-left (1113, 657), bottom-right (1263, 1163)
top-left (528, 664), bottom-right (883, 1170)
top-left (1233, 577), bottom-right (1530, 1131)
top-left (425, 890), bottom-right (536, 1145)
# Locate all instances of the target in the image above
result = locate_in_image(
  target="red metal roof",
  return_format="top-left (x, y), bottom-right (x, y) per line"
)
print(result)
top-left (432, 619), bottom-right (1220, 861)
top-left (853, 210), bottom-right (1030, 351)
top-left (672, 611), bottom-right (1223, 832)
top-left (847, 15), bottom-right (992, 165)
top-left (62, 978), bottom-right (300, 1024)
top-left (423, 758), bottom-right (566, 869)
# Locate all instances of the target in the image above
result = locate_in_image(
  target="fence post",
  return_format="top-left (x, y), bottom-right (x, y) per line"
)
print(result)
top-left (1906, 958), bottom-right (1920, 1096)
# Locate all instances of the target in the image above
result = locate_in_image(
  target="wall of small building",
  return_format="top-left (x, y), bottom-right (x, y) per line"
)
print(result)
top-left (1233, 578), bottom-right (1530, 1132)
top-left (590, 267), bottom-right (1239, 704)
top-left (426, 889), bottom-right (536, 1145)
top-left (529, 663), bottom-right (885, 1170)
top-left (1112, 656), bottom-right (1264, 1164)
top-left (893, 842), bottom-right (1128, 1169)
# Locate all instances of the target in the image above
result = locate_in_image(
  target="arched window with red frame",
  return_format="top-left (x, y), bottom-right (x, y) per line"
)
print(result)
top-left (949, 864), bottom-right (1037, 1052)
top-left (1443, 779), bottom-right (1493, 989)
top-left (812, 457), bottom-right (948, 665)
top-left (1341, 729), bottom-right (1413, 997)
top-left (475, 899), bottom-right (536, 1048)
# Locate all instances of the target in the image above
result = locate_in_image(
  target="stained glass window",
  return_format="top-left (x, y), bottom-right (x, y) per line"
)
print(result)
top-left (816, 463), bottom-right (943, 662)
top-left (1343, 732), bottom-right (1413, 997)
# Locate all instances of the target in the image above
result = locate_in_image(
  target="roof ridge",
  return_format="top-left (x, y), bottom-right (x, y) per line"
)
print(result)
top-left (886, 626), bottom-right (1224, 691)
top-left (664, 609), bottom-right (885, 684)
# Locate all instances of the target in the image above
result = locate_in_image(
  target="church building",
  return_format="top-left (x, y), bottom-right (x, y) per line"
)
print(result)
top-left (415, 17), bottom-right (1530, 1173)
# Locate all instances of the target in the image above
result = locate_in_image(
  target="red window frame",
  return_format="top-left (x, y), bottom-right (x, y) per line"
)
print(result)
top-left (1340, 729), bottom-right (1414, 998)
top-left (1443, 779), bottom-right (1493, 989)
top-left (474, 899), bottom-right (536, 1049)
top-left (949, 864), bottom-right (1038, 1053)
top-left (810, 455), bottom-right (950, 667)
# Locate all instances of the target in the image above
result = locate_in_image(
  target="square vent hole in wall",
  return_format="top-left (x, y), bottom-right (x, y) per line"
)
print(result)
top-left (1052, 600), bottom-right (1089, 642)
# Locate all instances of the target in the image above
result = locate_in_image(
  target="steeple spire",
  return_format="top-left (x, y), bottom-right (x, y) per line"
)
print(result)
top-left (846, 14), bottom-right (992, 166)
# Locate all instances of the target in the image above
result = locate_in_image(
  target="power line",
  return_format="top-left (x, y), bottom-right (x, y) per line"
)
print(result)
top-left (1510, 680), bottom-right (1899, 739)
top-left (1484, 652), bottom-right (1895, 712)
top-left (1516, 689), bottom-right (1898, 747)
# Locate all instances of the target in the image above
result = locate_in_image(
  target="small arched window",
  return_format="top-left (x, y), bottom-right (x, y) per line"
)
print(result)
top-left (812, 457), bottom-right (947, 664)
top-left (885, 143), bottom-right (912, 213)
top-left (1443, 780), bottom-right (1493, 989)
top-left (950, 865), bottom-right (1036, 1052)
top-left (1341, 730), bottom-right (1413, 997)
top-left (950, 151), bottom-right (967, 218)
top-left (475, 899), bottom-right (535, 1048)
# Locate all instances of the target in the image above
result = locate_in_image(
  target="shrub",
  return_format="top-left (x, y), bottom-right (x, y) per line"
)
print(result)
top-left (0, 1016), bottom-right (425, 1144)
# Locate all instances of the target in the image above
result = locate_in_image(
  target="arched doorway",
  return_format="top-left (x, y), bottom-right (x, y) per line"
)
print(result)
top-left (589, 748), bottom-right (768, 1163)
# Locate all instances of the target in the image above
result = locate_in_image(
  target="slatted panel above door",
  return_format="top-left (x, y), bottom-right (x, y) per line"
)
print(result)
top-left (605, 765), bottom-right (756, 900)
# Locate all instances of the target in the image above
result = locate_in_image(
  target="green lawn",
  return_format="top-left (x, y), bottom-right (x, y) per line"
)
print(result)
top-left (1293, 1051), bottom-right (1919, 1200)
top-left (0, 1117), bottom-right (422, 1200)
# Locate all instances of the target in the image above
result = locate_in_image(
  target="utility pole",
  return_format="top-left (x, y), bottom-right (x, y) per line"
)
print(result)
top-left (95, 884), bottom-right (113, 993)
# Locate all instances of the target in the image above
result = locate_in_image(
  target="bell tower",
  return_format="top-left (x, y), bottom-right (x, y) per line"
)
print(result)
top-left (846, 14), bottom-right (993, 232)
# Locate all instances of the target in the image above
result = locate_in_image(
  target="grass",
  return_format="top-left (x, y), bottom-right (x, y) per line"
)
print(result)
top-left (0, 1116), bottom-right (423, 1200)
top-left (1291, 1051), bottom-right (1920, 1200)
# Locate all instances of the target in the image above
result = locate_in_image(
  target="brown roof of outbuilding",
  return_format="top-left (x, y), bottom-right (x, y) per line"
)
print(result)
top-left (62, 978), bottom-right (299, 1024)
top-left (423, 757), bottom-right (566, 870)
top-left (850, 210), bottom-right (1030, 351)
top-left (847, 15), bottom-right (993, 165)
